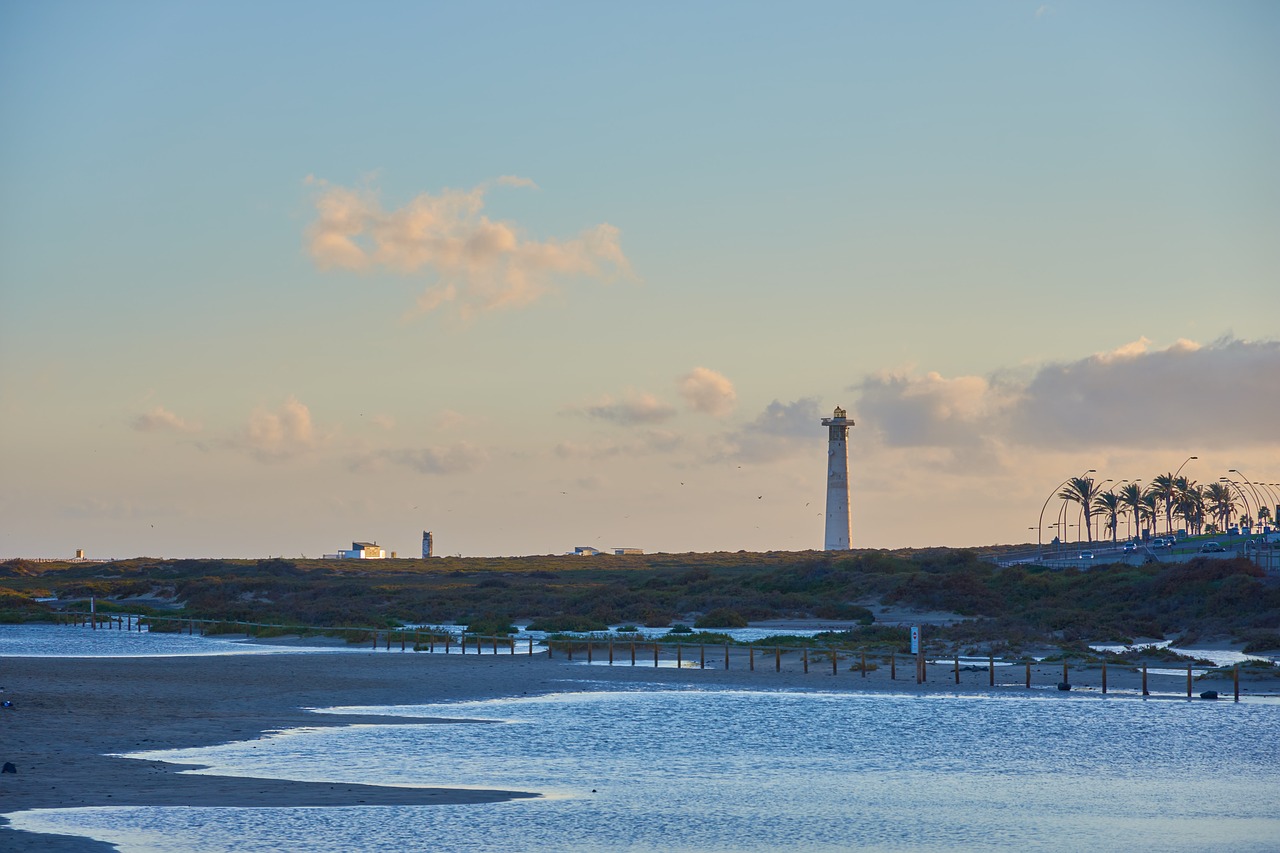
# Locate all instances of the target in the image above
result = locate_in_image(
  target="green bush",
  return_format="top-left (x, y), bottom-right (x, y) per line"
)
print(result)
top-left (694, 608), bottom-right (748, 628)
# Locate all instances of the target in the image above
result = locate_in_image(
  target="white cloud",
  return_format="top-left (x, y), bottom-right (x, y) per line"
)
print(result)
top-left (232, 397), bottom-right (321, 462)
top-left (851, 337), bottom-right (1280, 454)
top-left (132, 405), bottom-right (200, 434)
top-left (574, 391), bottom-right (677, 426)
top-left (305, 176), bottom-right (632, 318)
top-left (679, 367), bottom-right (737, 417)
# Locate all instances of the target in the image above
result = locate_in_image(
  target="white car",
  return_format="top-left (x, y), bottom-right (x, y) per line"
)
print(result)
top-left (1122, 542), bottom-right (1137, 552)
top-left (1078, 551), bottom-right (1094, 560)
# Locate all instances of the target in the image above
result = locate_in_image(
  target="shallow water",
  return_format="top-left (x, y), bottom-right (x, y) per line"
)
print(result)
top-left (10, 686), bottom-right (1279, 851)
top-left (0, 623), bottom-right (369, 657)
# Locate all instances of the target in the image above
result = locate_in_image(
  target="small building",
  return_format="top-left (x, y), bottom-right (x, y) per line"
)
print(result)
top-left (613, 548), bottom-right (644, 555)
top-left (337, 541), bottom-right (387, 559)
top-left (573, 546), bottom-right (601, 556)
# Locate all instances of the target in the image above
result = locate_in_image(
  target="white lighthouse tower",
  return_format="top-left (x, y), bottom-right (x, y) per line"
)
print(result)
top-left (822, 406), bottom-right (853, 550)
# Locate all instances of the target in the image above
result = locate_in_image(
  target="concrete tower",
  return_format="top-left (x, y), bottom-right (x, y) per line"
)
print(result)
top-left (422, 531), bottom-right (433, 559)
top-left (822, 406), bottom-right (853, 550)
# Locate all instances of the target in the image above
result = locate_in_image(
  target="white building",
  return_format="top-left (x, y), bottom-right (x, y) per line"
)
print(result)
top-left (336, 541), bottom-right (387, 559)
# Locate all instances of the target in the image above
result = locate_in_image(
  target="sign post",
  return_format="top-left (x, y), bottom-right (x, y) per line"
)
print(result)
top-left (912, 625), bottom-right (923, 684)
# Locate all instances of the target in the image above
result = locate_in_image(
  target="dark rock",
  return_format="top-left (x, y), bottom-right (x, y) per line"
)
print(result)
top-left (2, 762), bottom-right (16, 773)
top-left (1200, 690), bottom-right (1219, 700)
top-left (1057, 682), bottom-right (1071, 691)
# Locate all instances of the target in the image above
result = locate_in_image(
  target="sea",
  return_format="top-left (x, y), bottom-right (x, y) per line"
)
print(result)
top-left (4, 625), bottom-right (1280, 851)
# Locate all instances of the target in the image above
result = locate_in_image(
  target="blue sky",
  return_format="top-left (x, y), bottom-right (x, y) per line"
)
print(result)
top-left (2, 1), bottom-right (1277, 558)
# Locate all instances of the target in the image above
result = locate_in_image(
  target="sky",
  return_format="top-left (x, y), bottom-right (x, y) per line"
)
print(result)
top-left (2, 1), bottom-right (1278, 559)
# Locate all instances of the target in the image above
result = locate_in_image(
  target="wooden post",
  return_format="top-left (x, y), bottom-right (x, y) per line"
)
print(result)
top-left (462, 635), bottom-right (467, 655)
top-left (831, 649), bottom-right (837, 676)
top-left (609, 639), bottom-right (614, 665)
top-left (445, 634), bottom-right (451, 655)
top-left (749, 646), bottom-right (755, 671)
top-left (775, 647), bottom-right (781, 673)
top-left (1142, 663), bottom-right (1149, 696)
top-left (401, 632), bottom-right (406, 652)
top-left (863, 651), bottom-right (868, 679)
top-left (989, 654), bottom-right (994, 687)
top-left (955, 655), bottom-right (960, 685)
top-left (1025, 661), bottom-right (1031, 689)
top-left (700, 645), bottom-right (705, 670)
top-left (1063, 661), bottom-right (1068, 687)
top-left (566, 639), bottom-right (572, 660)
top-left (1187, 663), bottom-right (1192, 698)
top-left (631, 641), bottom-right (636, 666)
top-left (677, 643), bottom-right (682, 668)
top-left (803, 648), bottom-right (809, 674)
top-left (493, 636), bottom-right (498, 655)
top-left (724, 644), bottom-right (729, 670)
top-left (385, 631), bottom-right (390, 650)
top-left (653, 643), bottom-right (659, 667)
top-left (587, 641), bottom-right (593, 663)
top-left (1102, 661), bottom-right (1107, 694)
top-left (529, 636), bottom-right (534, 656)
top-left (1234, 664), bottom-right (1239, 702)
top-left (890, 653), bottom-right (896, 680)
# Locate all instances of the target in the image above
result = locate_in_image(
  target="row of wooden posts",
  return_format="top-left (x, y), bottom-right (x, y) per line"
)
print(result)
top-left (63, 612), bottom-right (1242, 701)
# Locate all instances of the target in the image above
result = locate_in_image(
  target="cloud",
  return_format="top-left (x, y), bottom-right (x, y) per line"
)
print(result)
top-left (717, 397), bottom-right (824, 463)
top-left (305, 176), bottom-right (632, 318)
top-left (232, 397), bottom-right (321, 462)
top-left (856, 370), bottom-right (1016, 449)
top-left (1009, 336), bottom-right (1277, 449)
top-left (851, 337), bottom-right (1279, 454)
top-left (679, 367), bottom-right (737, 417)
top-left (554, 429), bottom-right (682, 460)
top-left (131, 405), bottom-right (200, 434)
top-left (574, 391), bottom-right (677, 426)
top-left (354, 443), bottom-right (488, 475)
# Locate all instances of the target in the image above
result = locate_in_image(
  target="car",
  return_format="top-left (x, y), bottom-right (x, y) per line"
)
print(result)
top-left (1200, 542), bottom-right (1226, 553)
top-left (1078, 551), bottom-right (1094, 560)
top-left (1122, 542), bottom-right (1137, 552)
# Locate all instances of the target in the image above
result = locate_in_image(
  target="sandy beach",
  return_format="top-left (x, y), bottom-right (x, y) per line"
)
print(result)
top-left (2, 645), bottom-right (1276, 851)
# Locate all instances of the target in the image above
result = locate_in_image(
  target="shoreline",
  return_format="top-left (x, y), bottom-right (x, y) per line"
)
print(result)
top-left (2, 650), bottom-right (1277, 852)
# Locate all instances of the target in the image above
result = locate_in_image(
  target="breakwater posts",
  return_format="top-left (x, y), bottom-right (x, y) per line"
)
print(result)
top-left (54, 615), bottom-right (1249, 699)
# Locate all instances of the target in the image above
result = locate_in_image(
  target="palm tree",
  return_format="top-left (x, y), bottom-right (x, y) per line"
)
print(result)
top-left (1093, 490), bottom-right (1123, 544)
top-left (1059, 476), bottom-right (1102, 543)
top-left (1119, 482), bottom-right (1143, 541)
top-left (1149, 473), bottom-right (1179, 535)
top-left (1174, 482), bottom-right (1204, 537)
top-left (1140, 491), bottom-right (1160, 539)
top-left (1205, 483), bottom-right (1235, 534)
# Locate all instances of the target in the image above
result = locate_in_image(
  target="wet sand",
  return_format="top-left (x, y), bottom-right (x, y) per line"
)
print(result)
top-left (2, 645), bottom-right (1275, 851)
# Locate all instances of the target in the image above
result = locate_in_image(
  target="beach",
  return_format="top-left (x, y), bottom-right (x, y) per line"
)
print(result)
top-left (2, 644), bottom-right (1276, 851)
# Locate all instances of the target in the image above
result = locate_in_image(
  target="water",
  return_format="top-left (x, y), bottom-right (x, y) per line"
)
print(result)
top-left (8, 686), bottom-right (1279, 851)
top-left (0, 623), bottom-right (372, 657)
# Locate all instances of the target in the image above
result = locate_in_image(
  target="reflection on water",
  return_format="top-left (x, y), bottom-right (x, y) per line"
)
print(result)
top-left (10, 688), bottom-right (1280, 852)
top-left (0, 623), bottom-right (369, 657)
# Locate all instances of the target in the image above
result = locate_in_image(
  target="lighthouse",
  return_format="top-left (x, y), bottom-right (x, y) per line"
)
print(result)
top-left (822, 406), bottom-right (853, 550)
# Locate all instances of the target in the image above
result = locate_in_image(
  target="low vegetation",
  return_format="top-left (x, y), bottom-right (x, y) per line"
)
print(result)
top-left (2, 550), bottom-right (1277, 653)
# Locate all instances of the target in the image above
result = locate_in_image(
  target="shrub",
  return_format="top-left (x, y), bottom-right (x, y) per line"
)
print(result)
top-left (694, 608), bottom-right (748, 628)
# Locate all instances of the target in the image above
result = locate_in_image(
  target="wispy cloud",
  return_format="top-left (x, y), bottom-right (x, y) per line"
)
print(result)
top-left (352, 442), bottom-right (489, 475)
top-left (305, 176), bottom-right (632, 318)
top-left (132, 405), bottom-right (200, 434)
top-left (554, 429), bottom-right (682, 460)
top-left (679, 367), bottom-right (737, 417)
top-left (571, 391), bottom-right (678, 426)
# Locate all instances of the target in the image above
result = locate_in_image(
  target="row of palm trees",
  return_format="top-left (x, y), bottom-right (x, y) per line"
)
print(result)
top-left (1056, 473), bottom-right (1275, 544)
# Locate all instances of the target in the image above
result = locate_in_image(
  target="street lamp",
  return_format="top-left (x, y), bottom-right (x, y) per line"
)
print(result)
top-left (1221, 477), bottom-right (1254, 530)
top-left (1230, 469), bottom-right (1267, 526)
top-left (1175, 456), bottom-right (1198, 479)
top-left (1038, 469), bottom-right (1096, 555)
